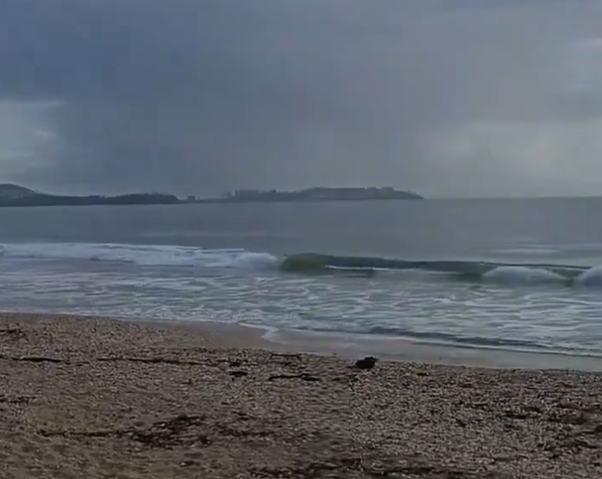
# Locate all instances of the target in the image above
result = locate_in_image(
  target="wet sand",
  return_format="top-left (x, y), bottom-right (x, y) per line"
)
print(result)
top-left (1, 313), bottom-right (602, 478)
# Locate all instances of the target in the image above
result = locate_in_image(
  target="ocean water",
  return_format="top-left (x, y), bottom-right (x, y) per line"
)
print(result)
top-left (3, 199), bottom-right (602, 356)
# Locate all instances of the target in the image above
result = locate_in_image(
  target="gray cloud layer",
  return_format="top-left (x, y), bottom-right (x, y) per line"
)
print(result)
top-left (1, 0), bottom-right (602, 197)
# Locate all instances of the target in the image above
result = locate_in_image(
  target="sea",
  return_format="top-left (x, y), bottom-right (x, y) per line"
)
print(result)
top-left (2, 199), bottom-right (602, 357)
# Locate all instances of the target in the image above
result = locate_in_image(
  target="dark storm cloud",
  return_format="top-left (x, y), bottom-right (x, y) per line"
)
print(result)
top-left (1, 0), bottom-right (602, 196)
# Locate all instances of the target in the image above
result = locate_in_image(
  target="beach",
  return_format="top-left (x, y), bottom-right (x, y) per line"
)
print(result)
top-left (0, 314), bottom-right (601, 478)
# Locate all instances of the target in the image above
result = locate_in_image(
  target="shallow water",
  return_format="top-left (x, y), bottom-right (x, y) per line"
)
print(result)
top-left (2, 199), bottom-right (602, 355)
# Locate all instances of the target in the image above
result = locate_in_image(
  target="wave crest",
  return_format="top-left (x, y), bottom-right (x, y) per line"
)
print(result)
top-left (280, 252), bottom-right (592, 287)
top-left (0, 242), bottom-right (278, 270)
top-left (482, 266), bottom-right (568, 285)
top-left (3, 243), bottom-right (602, 288)
top-left (575, 266), bottom-right (602, 286)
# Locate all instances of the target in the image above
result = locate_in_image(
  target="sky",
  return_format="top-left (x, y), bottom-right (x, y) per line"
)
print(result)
top-left (1, 1), bottom-right (602, 197)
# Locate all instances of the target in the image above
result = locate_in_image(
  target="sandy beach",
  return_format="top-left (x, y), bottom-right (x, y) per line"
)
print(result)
top-left (1, 314), bottom-right (602, 478)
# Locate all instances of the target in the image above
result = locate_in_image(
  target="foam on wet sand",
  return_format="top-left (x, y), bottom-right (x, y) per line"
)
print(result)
top-left (1, 313), bottom-right (601, 478)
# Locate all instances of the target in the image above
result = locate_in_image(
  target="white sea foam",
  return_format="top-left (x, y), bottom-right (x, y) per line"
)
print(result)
top-left (575, 266), bottom-right (602, 286)
top-left (483, 266), bottom-right (567, 285)
top-left (0, 242), bottom-right (278, 270)
top-left (1, 242), bottom-right (602, 355)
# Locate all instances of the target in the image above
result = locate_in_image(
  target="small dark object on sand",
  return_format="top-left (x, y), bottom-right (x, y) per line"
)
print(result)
top-left (354, 356), bottom-right (378, 370)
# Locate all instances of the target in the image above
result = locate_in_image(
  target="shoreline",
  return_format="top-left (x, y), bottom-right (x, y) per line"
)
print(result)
top-left (4, 311), bottom-right (602, 371)
top-left (261, 326), bottom-right (602, 372)
top-left (122, 315), bottom-right (602, 372)
top-left (1, 313), bottom-right (602, 478)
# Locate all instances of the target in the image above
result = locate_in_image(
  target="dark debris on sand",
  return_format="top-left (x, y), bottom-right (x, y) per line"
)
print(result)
top-left (354, 356), bottom-right (379, 370)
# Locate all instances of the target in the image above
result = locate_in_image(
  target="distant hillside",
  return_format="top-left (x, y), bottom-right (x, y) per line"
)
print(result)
top-left (198, 187), bottom-right (424, 203)
top-left (0, 184), bottom-right (180, 208)
top-left (0, 184), bottom-right (38, 199)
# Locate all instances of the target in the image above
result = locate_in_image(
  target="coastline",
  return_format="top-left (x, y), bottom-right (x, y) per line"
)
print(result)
top-left (133, 316), bottom-right (602, 372)
top-left (0, 183), bottom-right (423, 208)
top-left (5, 311), bottom-right (602, 371)
top-left (261, 326), bottom-right (602, 372)
top-left (1, 313), bottom-right (602, 478)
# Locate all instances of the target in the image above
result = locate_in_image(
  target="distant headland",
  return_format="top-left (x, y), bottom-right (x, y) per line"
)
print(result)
top-left (0, 184), bottom-right (179, 207)
top-left (191, 187), bottom-right (424, 203)
top-left (0, 184), bottom-right (423, 208)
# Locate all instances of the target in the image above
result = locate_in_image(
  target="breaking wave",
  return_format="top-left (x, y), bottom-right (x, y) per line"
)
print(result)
top-left (280, 253), bottom-right (600, 287)
top-left (3, 241), bottom-right (602, 355)
top-left (2, 242), bottom-right (602, 287)
top-left (0, 242), bottom-right (278, 270)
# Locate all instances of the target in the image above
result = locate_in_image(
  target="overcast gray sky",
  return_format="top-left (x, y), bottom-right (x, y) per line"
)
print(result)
top-left (1, 0), bottom-right (602, 197)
